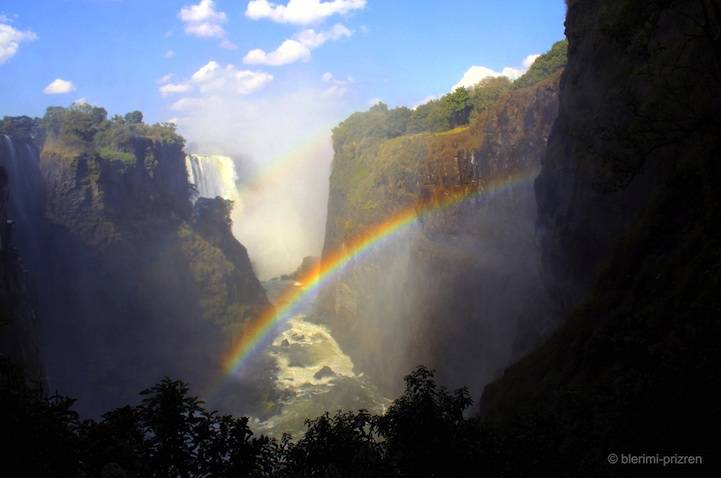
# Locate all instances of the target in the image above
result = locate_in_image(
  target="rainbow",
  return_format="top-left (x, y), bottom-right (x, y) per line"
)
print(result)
top-left (210, 167), bottom-right (540, 390)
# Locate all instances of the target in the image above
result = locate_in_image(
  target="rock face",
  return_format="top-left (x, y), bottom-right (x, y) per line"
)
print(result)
top-left (0, 161), bottom-right (42, 380)
top-left (0, 114), bottom-right (268, 415)
top-left (480, 0), bottom-right (721, 471)
top-left (319, 75), bottom-right (560, 396)
top-left (278, 256), bottom-right (320, 281)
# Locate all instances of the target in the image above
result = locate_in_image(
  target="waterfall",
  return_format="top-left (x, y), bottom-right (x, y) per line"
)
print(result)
top-left (1, 135), bottom-right (40, 223)
top-left (0, 134), bottom-right (43, 267)
top-left (185, 154), bottom-right (241, 204)
top-left (2, 135), bottom-right (16, 160)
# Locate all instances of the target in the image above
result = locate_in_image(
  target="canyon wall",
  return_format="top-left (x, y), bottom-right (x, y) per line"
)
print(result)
top-left (0, 111), bottom-right (269, 415)
top-left (480, 0), bottom-right (721, 471)
top-left (319, 72), bottom-right (561, 396)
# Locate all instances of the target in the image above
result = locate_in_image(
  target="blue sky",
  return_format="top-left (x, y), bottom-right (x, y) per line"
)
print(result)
top-left (1, 0), bottom-right (565, 122)
top-left (0, 0), bottom-right (566, 277)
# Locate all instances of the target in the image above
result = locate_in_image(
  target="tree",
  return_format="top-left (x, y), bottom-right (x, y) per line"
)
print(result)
top-left (286, 410), bottom-right (387, 477)
top-left (513, 39), bottom-right (568, 89)
top-left (124, 111), bottom-right (144, 124)
top-left (445, 87), bottom-right (472, 128)
top-left (377, 366), bottom-right (477, 477)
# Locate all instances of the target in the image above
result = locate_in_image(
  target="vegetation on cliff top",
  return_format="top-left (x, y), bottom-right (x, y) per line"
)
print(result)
top-left (512, 39), bottom-right (568, 89)
top-left (40, 103), bottom-right (183, 163)
top-left (332, 39), bottom-right (567, 152)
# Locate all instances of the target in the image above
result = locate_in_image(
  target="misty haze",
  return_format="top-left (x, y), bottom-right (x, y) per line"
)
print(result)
top-left (1, 1), bottom-right (719, 476)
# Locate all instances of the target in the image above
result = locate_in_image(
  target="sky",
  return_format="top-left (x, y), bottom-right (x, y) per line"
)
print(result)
top-left (0, 0), bottom-right (566, 278)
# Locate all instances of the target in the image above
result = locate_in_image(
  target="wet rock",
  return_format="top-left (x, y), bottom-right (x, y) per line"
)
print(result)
top-left (313, 366), bottom-right (337, 380)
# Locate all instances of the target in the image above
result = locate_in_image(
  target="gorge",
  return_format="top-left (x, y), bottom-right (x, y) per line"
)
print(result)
top-left (1, 0), bottom-right (719, 475)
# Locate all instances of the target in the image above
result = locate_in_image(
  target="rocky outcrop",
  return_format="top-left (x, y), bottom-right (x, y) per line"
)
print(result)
top-left (319, 75), bottom-right (560, 396)
top-left (479, 0), bottom-right (721, 472)
top-left (0, 113), bottom-right (269, 415)
top-left (277, 256), bottom-right (320, 281)
top-left (36, 131), bottom-right (269, 415)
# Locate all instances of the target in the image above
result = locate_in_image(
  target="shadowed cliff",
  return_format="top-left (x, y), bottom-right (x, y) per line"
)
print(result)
top-left (480, 0), bottom-right (721, 473)
top-left (1, 108), bottom-right (270, 415)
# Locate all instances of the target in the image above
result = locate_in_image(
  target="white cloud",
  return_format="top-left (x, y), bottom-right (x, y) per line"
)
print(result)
top-left (523, 53), bottom-right (541, 69)
top-left (296, 23), bottom-right (350, 47)
top-left (191, 60), bottom-right (220, 82)
top-left (159, 82), bottom-right (192, 97)
top-left (243, 23), bottom-right (350, 66)
top-left (170, 97), bottom-right (209, 112)
top-left (244, 40), bottom-right (310, 66)
top-left (246, 0), bottom-right (366, 25)
top-left (157, 73), bottom-right (174, 84)
top-left (192, 61), bottom-right (274, 94)
top-left (320, 71), bottom-right (352, 97)
top-left (73, 97), bottom-right (88, 105)
top-left (163, 60), bottom-right (273, 104)
top-left (165, 49), bottom-right (176, 59)
top-left (43, 78), bottom-right (75, 95)
top-left (0, 21), bottom-right (37, 64)
top-left (453, 52), bottom-right (541, 90)
top-left (178, 0), bottom-right (236, 48)
top-left (413, 95), bottom-right (439, 109)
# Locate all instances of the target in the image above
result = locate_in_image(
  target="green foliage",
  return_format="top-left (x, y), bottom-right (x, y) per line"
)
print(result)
top-left (445, 87), bottom-right (473, 128)
top-left (0, 115), bottom-right (43, 143)
top-left (468, 76), bottom-right (512, 122)
top-left (44, 103), bottom-right (109, 143)
top-left (378, 366), bottom-right (477, 477)
top-left (194, 197), bottom-right (234, 229)
top-left (40, 105), bottom-right (184, 155)
top-left (332, 102), bottom-right (410, 151)
top-left (2, 362), bottom-right (485, 477)
top-left (513, 39), bottom-right (568, 89)
top-left (406, 97), bottom-right (451, 133)
top-left (124, 111), bottom-right (144, 124)
top-left (286, 410), bottom-right (387, 477)
top-left (333, 81), bottom-right (512, 146)
top-left (178, 224), bottom-right (238, 327)
top-left (98, 146), bottom-right (136, 166)
top-left (332, 40), bottom-right (563, 147)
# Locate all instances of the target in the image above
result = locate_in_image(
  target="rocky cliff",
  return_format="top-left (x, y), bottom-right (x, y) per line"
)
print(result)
top-left (319, 68), bottom-right (561, 396)
top-left (0, 163), bottom-right (42, 381)
top-left (1, 108), bottom-right (269, 415)
top-left (480, 0), bottom-right (721, 472)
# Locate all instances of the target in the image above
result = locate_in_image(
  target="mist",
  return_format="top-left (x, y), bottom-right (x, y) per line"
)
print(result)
top-left (173, 86), bottom-right (350, 279)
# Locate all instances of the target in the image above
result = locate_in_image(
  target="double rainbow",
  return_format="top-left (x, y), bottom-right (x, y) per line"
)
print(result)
top-left (214, 167), bottom-right (539, 387)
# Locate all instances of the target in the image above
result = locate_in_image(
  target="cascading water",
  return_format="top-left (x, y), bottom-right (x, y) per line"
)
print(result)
top-left (185, 154), bottom-right (241, 204)
top-left (253, 279), bottom-right (389, 437)
top-left (0, 135), bottom-right (43, 260)
top-left (185, 153), bottom-right (388, 437)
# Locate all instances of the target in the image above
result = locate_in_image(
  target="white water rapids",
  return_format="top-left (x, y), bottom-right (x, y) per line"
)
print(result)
top-left (186, 154), bottom-right (388, 437)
